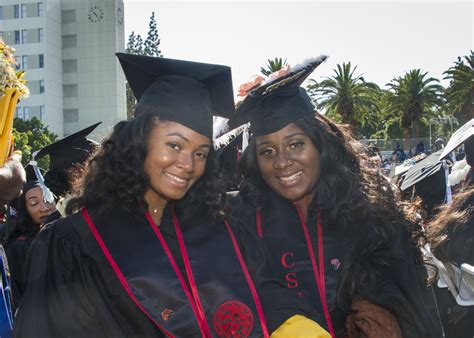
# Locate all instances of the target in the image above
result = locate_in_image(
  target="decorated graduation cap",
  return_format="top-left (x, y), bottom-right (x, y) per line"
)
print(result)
top-left (439, 118), bottom-right (474, 161)
top-left (34, 122), bottom-right (100, 171)
top-left (400, 149), bottom-right (448, 213)
top-left (116, 53), bottom-right (235, 139)
top-left (232, 55), bottom-right (328, 136)
top-left (401, 150), bottom-right (444, 191)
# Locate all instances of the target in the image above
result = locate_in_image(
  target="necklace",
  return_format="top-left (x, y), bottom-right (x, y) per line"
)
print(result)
top-left (150, 204), bottom-right (166, 213)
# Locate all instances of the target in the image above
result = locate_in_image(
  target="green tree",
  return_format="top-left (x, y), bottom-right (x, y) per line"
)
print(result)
top-left (125, 31), bottom-right (144, 55)
top-left (12, 117), bottom-right (58, 168)
top-left (307, 62), bottom-right (380, 134)
top-left (125, 31), bottom-right (144, 119)
top-left (260, 57), bottom-right (287, 76)
top-left (143, 12), bottom-right (162, 57)
top-left (385, 69), bottom-right (445, 149)
top-left (443, 51), bottom-right (474, 124)
top-left (124, 13), bottom-right (163, 119)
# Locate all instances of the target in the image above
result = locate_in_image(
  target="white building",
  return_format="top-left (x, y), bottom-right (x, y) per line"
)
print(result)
top-left (0, 0), bottom-right (126, 139)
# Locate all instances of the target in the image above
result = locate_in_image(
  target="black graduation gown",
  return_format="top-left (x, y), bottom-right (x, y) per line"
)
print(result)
top-left (6, 235), bottom-right (34, 311)
top-left (13, 206), bottom-right (307, 338)
top-left (234, 190), bottom-right (443, 338)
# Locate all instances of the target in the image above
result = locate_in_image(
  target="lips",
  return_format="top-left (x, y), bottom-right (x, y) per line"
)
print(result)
top-left (40, 214), bottom-right (51, 223)
top-left (276, 170), bottom-right (303, 187)
top-left (164, 171), bottom-right (189, 187)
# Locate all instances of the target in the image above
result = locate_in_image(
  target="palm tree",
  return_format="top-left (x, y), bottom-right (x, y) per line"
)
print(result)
top-left (260, 57), bottom-right (288, 76)
top-left (385, 69), bottom-right (444, 150)
top-left (307, 62), bottom-right (380, 132)
top-left (443, 51), bottom-right (474, 124)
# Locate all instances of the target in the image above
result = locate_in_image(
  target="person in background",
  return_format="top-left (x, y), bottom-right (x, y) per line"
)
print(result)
top-left (36, 123), bottom-right (101, 218)
top-left (0, 152), bottom-right (25, 221)
top-left (6, 180), bottom-right (56, 310)
top-left (426, 186), bottom-right (473, 338)
top-left (392, 143), bottom-right (407, 162)
top-left (415, 141), bottom-right (425, 155)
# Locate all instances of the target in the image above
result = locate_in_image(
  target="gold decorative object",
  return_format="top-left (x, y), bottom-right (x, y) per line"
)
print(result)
top-left (0, 38), bottom-right (29, 166)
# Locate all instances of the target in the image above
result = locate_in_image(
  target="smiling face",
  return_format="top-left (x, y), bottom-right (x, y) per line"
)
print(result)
top-left (256, 123), bottom-right (321, 204)
top-left (143, 121), bottom-right (211, 209)
top-left (25, 186), bottom-right (56, 225)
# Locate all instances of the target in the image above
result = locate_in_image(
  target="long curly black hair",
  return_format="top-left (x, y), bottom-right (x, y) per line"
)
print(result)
top-left (67, 113), bottom-right (226, 221)
top-left (238, 112), bottom-right (421, 311)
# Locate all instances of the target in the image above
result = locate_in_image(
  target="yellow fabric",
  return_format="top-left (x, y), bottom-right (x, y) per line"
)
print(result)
top-left (0, 88), bottom-right (20, 166)
top-left (270, 314), bottom-right (331, 338)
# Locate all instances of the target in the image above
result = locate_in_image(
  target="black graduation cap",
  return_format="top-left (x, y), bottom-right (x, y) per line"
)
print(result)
top-left (232, 56), bottom-right (328, 136)
top-left (34, 122), bottom-right (100, 171)
top-left (400, 150), bottom-right (447, 214)
top-left (116, 53), bottom-right (235, 139)
top-left (24, 163), bottom-right (45, 182)
top-left (400, 150), bottom-right (444, 191)
top-left (22, 180), bottom-right (41, 194)
top-left (439, 118), bottom-right (474, 160)
top-left (23, 161), bottom-right (55, 203)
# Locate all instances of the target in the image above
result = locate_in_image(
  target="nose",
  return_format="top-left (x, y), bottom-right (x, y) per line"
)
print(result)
top-left (176, 152), bottom-right (194, 172)
top-left (39, 201), bottom-right (52, 212)
top-left (273, 151), bottom-right (293, 170)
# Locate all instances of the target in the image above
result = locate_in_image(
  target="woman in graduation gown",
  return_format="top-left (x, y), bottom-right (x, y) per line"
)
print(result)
top-left (232, 56), bottom-right (443, 338)
top-left (13, 54), bottom-right (329, 338)
top-left (6, 180), bottom-right (56, 310)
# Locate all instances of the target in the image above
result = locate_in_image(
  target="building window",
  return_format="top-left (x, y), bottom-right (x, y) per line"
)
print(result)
top-left (22, 55), bottom-right (28, 69)
top-left (15, 107), bottom-right (22, 118)
top-left (21, 30), bottom-right (27, 44)
top-left (63, 84), bottom-right (77, 98)
top-left (15, 31), bottom-right (20, 44)
top-left (61, 10), bottom-right (76, 24)
top-left (21, 4), bottom-right (27, 18)
top-left (39, 80), bottom-right (45, 94)
top-left (23, 107), bottom-right (29, 120)
top-left (15, 56), bottom-right (21, 70)
top-left (14, 5), bottom-right (20, 19)
top-left (40, 105), bottom-right (46, 120)
top-left (62, 59), bottom-right (77, 73)
top-left (63, 109), bottom-right (78, 123)
top-left (38, 2), bottom-right (44, 17)
top-left (0, 6), bottom-right (3, 20)
top-left (62, 35), bottom-right (76, 48)
top-left (39, 54), bottom-right (44, 68)
top-left (38, 28), bottom-right (44, 42)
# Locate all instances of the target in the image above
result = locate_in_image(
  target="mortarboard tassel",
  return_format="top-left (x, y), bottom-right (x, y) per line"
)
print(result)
top-left (30, 150), bottom-right (55, 204)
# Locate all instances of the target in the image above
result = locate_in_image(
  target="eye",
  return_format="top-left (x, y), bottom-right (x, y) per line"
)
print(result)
top-left (195, 151), bottom-right (208, 159)
top-left (167, 142), bottom-right (181, 151)
top-left (258, 148), bottom-right (275, 157)
top-left (289, 141), bottom-right (304, 149)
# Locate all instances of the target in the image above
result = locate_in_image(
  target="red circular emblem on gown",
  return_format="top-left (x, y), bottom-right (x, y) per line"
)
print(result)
top-left (213, 301), bottom-right (254, 338)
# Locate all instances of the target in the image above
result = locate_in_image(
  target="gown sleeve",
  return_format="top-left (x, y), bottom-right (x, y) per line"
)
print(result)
top-left (12, 218), bottom-right (111, 338)
top-left (6, 238), bottom-right (32, 311)
top-left (13, 216), bottom-right (163, 338)
top-left (356, 226), bottom-right (443, 338)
